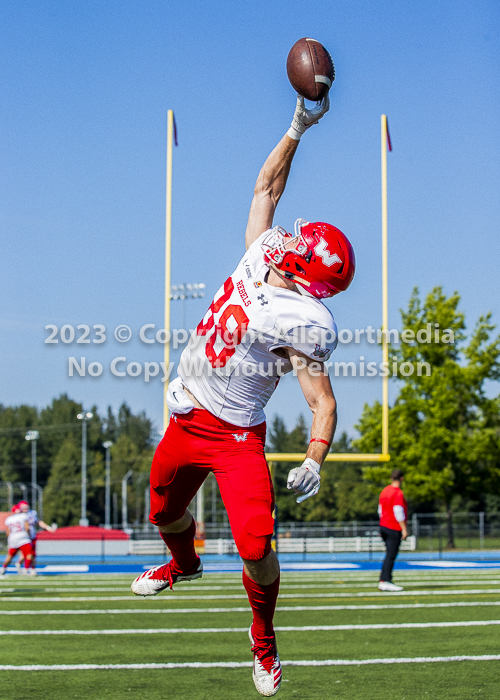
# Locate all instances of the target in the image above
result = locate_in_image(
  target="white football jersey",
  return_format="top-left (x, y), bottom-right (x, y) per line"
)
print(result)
top-left (27, 510), bottom-right (39, 540)
top-left (5, 513), bottom-right (31, 550)
top-left (178, 229), bottom-right (338, 427)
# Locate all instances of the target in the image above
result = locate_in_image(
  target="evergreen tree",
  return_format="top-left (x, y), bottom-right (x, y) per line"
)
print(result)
top-left (43, 436), bottom-right (82, 526)
top-left (0, 395), bottom-right (156, 525)
top-left (0, 403), bottom-right (38, 484)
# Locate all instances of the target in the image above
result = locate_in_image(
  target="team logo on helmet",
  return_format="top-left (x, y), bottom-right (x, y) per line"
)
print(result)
top-left (314, 239), bottom-right (342, 267)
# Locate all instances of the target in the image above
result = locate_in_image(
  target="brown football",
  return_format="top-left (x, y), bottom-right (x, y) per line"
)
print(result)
top-left (286, 37), bottom-right (335, 101)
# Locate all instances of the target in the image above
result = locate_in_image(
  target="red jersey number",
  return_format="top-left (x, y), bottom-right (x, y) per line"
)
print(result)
top-left (196, 278), bottom-right (249, 368)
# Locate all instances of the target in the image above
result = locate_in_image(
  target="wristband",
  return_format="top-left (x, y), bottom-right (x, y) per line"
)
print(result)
top-left (310, 438), bottom-right (331, 447)
top-left (286, 126), bottom-right (302, 141)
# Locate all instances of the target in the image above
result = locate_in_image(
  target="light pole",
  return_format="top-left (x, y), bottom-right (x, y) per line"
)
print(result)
top-left (170, 282), bottom-right (206, 330)
top-left (77, 411), bottom-right (93, 527)
top-left (121, 470), bottom-right (133, 530)
top-left (103, 441), bottom-right (113, 529)
top-left (25, 430), bottom-right (39, 510)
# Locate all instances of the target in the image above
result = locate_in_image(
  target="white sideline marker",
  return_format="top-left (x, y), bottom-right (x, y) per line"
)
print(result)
top-left (1, 620), bottom-right (500, 635)
top-left (0, 655), bottom-right (499, 671)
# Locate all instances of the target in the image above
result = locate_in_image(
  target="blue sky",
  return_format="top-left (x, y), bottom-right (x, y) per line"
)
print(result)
top-left (1, 0), bottom-right (499, 437)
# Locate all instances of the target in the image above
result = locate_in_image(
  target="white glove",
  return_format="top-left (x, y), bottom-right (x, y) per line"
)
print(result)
top-left (287, 457), bottom-right (321, 503)
top-left (287, 94), bottom-right (330, 141)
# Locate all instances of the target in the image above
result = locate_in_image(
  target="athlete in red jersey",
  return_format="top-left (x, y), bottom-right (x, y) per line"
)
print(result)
top-left (132, 92), bottom-right (356, 696)
top-left (378, 469), bottom-right (407, 591)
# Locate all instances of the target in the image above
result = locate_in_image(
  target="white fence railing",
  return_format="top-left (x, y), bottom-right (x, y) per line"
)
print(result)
top-left (129, 535), bottom-right (416, 556)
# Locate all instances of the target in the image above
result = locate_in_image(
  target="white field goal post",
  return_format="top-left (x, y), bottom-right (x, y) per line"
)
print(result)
top-left (163, 111), bottom-right (391, 465)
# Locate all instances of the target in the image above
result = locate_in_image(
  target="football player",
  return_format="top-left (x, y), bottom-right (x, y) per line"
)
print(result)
top-left (0, 504), bottom-right (33, 575)
top-left (18, 501), bottom-right (55, 575)
top-left (132, 94), bottom-right (355, 696)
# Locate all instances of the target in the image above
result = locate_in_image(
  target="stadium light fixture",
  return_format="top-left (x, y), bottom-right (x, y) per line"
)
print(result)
top-left (25, 430), bottom-right (40, 510)
top-left (103, 441), bottom-right (113, 529)
top-left (170, 282), bottom-right (206, 330)
top-left (77, 412), bottom-right (93, 526)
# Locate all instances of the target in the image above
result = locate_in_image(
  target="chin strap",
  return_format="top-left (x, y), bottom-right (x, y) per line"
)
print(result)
top-left (267, 261), bottom-right (314, 296)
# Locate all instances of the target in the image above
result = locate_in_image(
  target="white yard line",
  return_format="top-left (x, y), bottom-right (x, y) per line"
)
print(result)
top-left (0, 655), bottom-right (499, 671)
top-left (3, 574), bottom-right (500, 589)
top-left (2, 588), bottom-right (500, 602)
top-left (3, 579), bottom-right (500, 593)
top-left (2, 601), bottom-right (500, 615)
top-left (1, 620), bottom-right (499, 635)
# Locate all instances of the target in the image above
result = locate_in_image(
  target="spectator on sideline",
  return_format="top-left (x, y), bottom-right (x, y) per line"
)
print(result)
top-left (378, 469), bottom-right (407, 592)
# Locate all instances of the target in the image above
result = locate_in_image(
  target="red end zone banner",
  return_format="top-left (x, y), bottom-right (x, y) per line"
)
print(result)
top-left (0, 513), bottom-right (10, 531)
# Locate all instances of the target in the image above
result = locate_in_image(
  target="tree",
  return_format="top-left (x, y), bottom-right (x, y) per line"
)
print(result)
top-left (355, 287), bottom-right (500, 547)
top-left (0, 395), bottom-right (156, 525)
top-left (267, 416), bottom-right (376, 522)
top-left (0, 403), bottom-right (38, 485)
top-left (268, 415), bottom-right (309, 522)
top-left (43, 436), bottom-right (82, 526)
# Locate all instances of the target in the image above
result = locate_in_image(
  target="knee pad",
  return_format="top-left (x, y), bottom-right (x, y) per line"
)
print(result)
top-left (234, 512), bottom-right (274, 561)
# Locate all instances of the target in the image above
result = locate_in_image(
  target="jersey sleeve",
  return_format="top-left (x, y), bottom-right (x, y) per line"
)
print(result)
top-left (393, 505), bottom-right (406, 522)
top-left (283, 323), bottom-right (338, 362)
top-left (392, 490), bottom-right (405, 508)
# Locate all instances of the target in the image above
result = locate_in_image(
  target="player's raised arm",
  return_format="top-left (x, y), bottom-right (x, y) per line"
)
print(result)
top-left (245, 96), bottom-right (330, 249)
top-left (285, 349), bottom-right (337, 503)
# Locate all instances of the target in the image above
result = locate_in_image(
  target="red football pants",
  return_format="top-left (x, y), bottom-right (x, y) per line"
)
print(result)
top-left (149, 409), bottom-right (274, 561)
top-left (9, 542), bottom-right (33, 559)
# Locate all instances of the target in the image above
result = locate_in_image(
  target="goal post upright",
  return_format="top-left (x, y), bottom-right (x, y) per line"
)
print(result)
top-left (265, 115), bottom-right (391, 465)
top-left (381, 114), bottom-right (390, 456)
top-left (163, 109), bottom-right (174, 435)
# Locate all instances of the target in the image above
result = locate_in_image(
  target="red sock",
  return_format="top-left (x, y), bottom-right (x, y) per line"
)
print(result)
top-left (159, 518), bottom-right (198, 573)
top-left (242, 569), bottom-right (280, 642)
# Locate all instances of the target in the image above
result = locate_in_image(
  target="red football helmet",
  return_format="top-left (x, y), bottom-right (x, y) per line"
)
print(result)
top-left (11, 504), bottom-right (20, 513)
top-left (261, 219), bottom-right (355, 299)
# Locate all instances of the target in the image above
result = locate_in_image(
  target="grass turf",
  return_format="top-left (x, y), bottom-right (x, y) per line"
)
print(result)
top-left (2, 664), bottom-right (499, 700)
top-left (1, 570), bottom-right (500, 698)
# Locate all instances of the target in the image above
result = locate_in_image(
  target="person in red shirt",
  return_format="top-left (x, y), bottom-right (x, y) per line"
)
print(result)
top-left (378, 469), bottom-right (407, 591)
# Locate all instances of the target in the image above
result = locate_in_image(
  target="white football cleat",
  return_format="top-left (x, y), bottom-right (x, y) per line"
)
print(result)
top-left (0, 567), bottom-right (5, 577)
top-left (15, 562), bottom-right (22, 574)
top-left (28, 568), bottom-right (37, 577)
top-left (249, 626), bottom-right (282, 697)
top-left (378, 580), bottom-right (403, 592)
top-left (131, 558), bottom-right (203, 597)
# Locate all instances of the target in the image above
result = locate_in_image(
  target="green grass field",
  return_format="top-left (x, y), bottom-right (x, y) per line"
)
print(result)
top-left (1, 568), bottom-right (500, 699)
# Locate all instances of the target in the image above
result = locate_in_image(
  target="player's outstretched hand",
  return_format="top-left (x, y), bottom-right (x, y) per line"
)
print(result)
top-left (287, 94), bottom-right (330, 140)
top-left (287, 458), bottom-right (321, 503)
